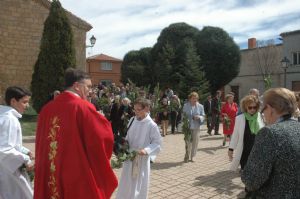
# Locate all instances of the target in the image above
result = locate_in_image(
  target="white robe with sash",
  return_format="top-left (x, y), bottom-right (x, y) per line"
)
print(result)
top-left (0, 105), bottom-right (33, 199)
top-left (116, 114), bottom-right (162, 199)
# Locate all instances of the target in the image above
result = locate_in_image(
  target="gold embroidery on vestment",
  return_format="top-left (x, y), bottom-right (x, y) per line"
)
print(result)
top-left (48, 116), bottom-right (60, 199)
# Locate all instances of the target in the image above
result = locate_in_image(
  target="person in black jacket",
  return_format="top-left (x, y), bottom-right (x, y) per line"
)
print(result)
top-left (203, 95), bottom-right (212, 135)
top-left (241, 88), bottom-right (300, 199)
top-left (209, 91), bottom-right (222, 135)
top-left (110, 95), bottom-right (121, 135)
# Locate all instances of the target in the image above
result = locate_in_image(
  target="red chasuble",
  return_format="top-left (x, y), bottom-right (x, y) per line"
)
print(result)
top-left (34, 92), bottom-right (118, 199)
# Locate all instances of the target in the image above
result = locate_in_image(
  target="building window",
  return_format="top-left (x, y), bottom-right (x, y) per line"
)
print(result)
top-left (292, 52), bottom-right (300, 65)
top-left (101, 62), bottom-right (112, 70)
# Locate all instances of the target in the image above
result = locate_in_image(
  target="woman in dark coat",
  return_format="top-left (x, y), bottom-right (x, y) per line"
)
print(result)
top-left (241, 88), bottom-right (300, 198)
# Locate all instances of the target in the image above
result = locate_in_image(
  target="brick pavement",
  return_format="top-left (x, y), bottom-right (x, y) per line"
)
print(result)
top-left (23, 125), bottom-right (246, 199)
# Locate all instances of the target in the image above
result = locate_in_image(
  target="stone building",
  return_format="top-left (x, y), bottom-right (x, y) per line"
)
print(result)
top-left (0, 0), bottom-right (92, 103)
top-left (280, 30), bottom-right (300, 91)
top-left (225, 31), bottom-right (300, 103)
top-left (225, 38), bottom-right (282, 103)
top-left (86, 53), bottom-right (123, 86)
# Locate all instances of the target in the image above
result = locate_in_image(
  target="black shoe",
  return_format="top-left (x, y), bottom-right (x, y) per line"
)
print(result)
top-left (214, 132), bottom-right (221, 135)
top-left (207, 130), bottom-right (212, 135)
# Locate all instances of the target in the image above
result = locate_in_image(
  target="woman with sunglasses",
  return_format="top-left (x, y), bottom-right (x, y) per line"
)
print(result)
top-left (228, 95), bottom-right (264, 171)
top-left (228, 95), bottom-right (264, 197)
top-left (241, 88), bottom-right (300, 198)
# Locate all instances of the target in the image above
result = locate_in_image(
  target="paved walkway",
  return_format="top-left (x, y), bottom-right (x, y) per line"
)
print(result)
top-left (23, 125), bottom-right (246, 199)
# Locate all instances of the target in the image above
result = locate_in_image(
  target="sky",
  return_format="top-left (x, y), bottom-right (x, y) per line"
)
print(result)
top-left (59, 0), bottom-right (300, 59)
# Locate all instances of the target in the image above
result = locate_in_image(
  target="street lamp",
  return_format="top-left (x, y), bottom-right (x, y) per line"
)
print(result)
top-left (86, 35), bottom-right (96, 48)
top-left (280, 56), bottom-right (290, 88)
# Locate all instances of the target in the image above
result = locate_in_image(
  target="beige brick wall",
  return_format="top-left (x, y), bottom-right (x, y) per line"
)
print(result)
top-left (0, 0), bottom-right (91, 103)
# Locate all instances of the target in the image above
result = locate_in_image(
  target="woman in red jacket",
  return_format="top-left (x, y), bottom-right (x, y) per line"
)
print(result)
top-left (221, 94), bottom-right (238, 146)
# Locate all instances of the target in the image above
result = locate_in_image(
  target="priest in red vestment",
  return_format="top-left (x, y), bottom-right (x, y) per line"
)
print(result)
top-left (34, 68), bottom-right (118, 199)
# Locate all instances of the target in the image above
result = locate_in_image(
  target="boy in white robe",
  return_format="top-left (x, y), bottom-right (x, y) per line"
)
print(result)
top-left (116, 98), bottom-right (162, 199)
top-left (0, 86), bottom-right (33, 199)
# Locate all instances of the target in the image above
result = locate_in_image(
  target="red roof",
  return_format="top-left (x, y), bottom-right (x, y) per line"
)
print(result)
top-left (87, 54), bottom-right (122, 62)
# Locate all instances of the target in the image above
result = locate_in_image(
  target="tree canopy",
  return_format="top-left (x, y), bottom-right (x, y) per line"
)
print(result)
top-left (121, 23), bottom-right (240, 97)
top-left (31, 0), bottom-right (75, 112)
top-left (196, 26), bottom-right (240, 93)
top-left (120, 47), bottom-right (153, 87)
top-left (151, 22), bottom-right (199, 90)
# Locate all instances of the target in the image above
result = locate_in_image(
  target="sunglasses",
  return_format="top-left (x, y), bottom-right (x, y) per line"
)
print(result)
top-left (247, 106), bottom-right (257, 110)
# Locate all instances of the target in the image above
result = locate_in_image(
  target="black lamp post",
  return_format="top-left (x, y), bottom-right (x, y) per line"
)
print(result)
top-left (86, 35), bottom-right (96, 48)
top-left (280, 56), bottom-right (290, 88)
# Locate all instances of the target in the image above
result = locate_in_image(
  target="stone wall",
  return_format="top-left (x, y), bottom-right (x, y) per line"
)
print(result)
top-left (0, 0), bottom-right (91, 103)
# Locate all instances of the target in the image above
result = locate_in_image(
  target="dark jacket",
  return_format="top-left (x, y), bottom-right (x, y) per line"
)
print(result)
top-left (211, 97), bottom-right (221, 114)
top-left (241, 119), bottom-right (300, 199)
top-left (203, 99), bottom-right (212, 116)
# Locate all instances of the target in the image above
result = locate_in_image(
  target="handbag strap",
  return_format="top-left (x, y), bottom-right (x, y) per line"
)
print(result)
top-left (126, 117), bottom-right (135, 134)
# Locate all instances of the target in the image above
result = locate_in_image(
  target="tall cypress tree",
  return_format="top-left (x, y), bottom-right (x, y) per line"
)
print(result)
top-left (178, 39), bottom-right (209, 100)
top-left (31, 0), bottom-right (75, 112)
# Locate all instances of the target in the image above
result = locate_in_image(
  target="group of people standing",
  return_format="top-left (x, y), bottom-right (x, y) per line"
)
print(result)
top-left (0, 68), bottom-right (162, 199)
top-left (1, 66), bottom-right (300, 199)
top-left (224, 88), bottom-right (300, 198)
top-left (203, 90), bottom-right (239, 146)
top-left (188, 87), bottom-right (300, 198)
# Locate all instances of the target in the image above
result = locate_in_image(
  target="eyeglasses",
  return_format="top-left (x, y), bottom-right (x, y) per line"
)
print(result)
top-left (134, 108), bottom-right (144, 112)
top-left (247, 106), bottom-right (257, 110)
top-left (260, 105), bottom-right (267, 114)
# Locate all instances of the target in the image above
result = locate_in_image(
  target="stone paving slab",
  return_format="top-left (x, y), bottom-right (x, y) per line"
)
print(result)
top-left (24, 125), bottom-right (246, 199)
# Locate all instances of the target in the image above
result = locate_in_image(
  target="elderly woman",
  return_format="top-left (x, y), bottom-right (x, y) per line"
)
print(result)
top-left (182, 92), bottom-right (205, 162)
top-left (241, 88), bottom-right (300, 198)
top-left (119, 97), bottom-right (133, 137)
top-left (228, 95), bottom-right (264, 171)
top-left (221, 94), bottom-right (238, 146)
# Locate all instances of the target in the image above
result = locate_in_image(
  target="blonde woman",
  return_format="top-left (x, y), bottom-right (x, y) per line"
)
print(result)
top-left (221, 94), bottom-right (238, 146)
top-left (228, 95), bottom-right (264, 171)
top-left (182, 92), bottom-right (205, 162)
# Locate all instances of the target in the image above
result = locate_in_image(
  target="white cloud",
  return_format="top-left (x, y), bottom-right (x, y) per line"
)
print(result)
top-left (60, 0), bottom-right (300, 59)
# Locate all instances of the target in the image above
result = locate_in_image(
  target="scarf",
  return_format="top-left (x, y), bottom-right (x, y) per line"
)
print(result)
top-left (244, 112), bottom-right (260, 135)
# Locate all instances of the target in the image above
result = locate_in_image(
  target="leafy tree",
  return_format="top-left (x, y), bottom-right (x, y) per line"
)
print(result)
top-left (31, 0), bottom-right (75, 112)
top-left (197, 26), bottom-right (240, 93)
top-left (177, 38), bottom-right (209, 100)
top-left (137, 47), bottom-right (154, 85)
top-left (153, 42), bottom-right (175, 87)
top-left (121, 47), bottom-right (154, 87)
top-left (151, 22), bottom-right (199, 89)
